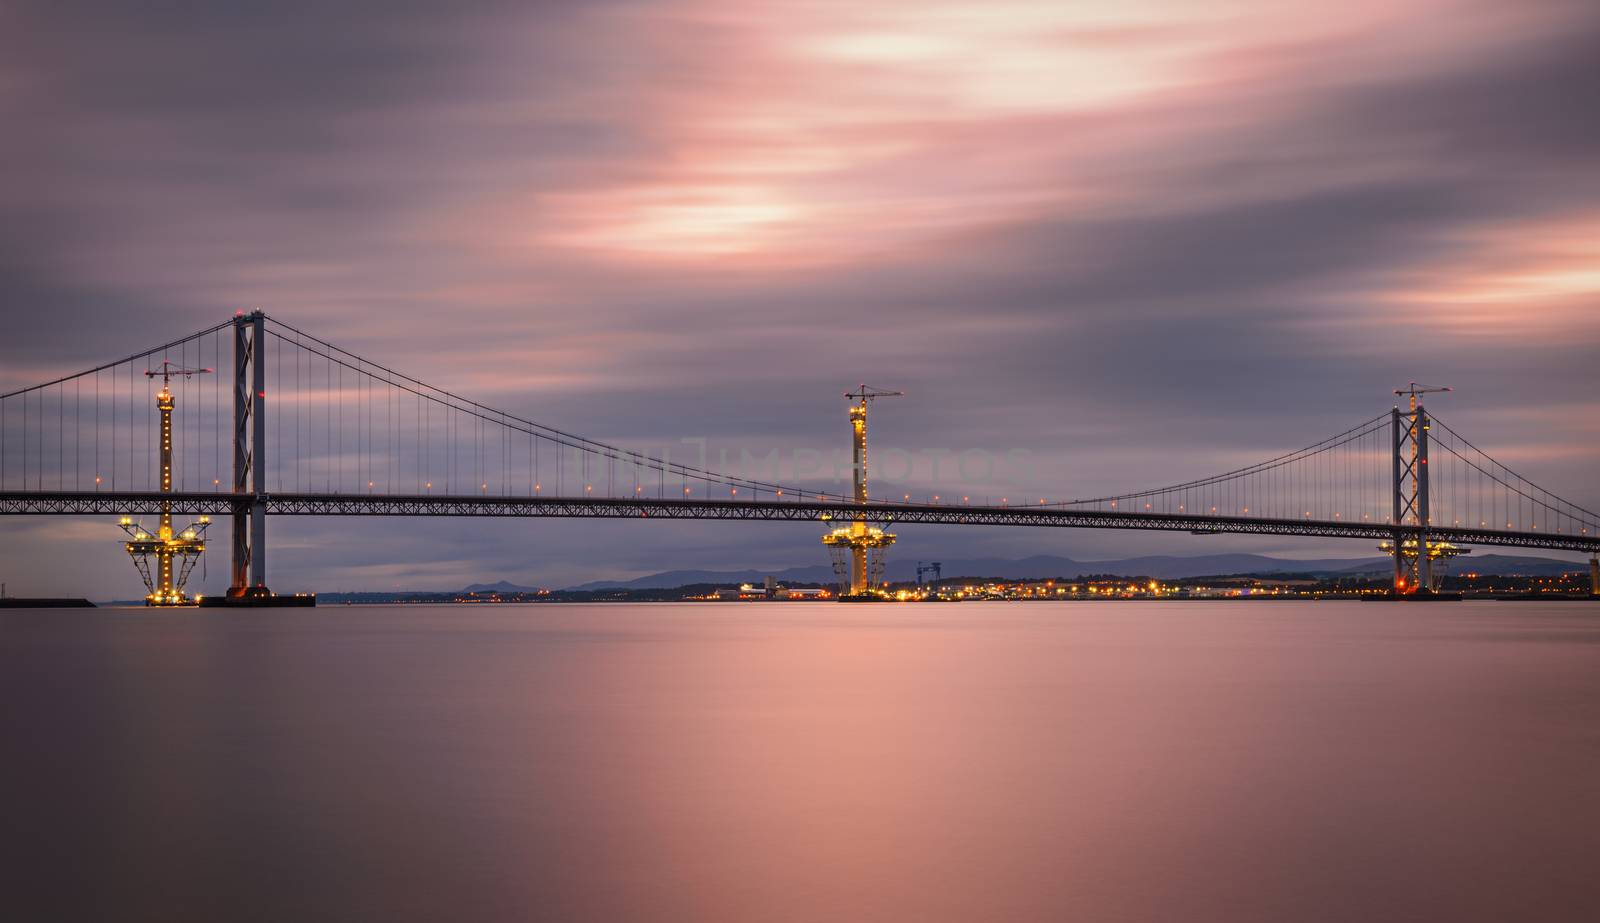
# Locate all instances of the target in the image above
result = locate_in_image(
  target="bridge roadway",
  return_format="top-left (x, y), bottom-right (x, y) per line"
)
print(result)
top-left (4, 490), bottom-right (1598, 555)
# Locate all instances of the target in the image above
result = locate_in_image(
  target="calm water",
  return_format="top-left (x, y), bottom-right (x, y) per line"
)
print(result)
top-left (4, 601), bottom-right (1600, 922)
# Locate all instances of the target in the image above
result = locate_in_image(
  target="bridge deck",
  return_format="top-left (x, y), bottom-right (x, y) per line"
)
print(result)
top-left (4, 490), bottom-right (1596, 554)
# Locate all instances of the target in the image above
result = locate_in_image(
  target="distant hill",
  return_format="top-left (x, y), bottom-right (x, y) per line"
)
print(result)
top-left (462, 580), bottom-right (548, 593)
top-left (561, 566), bottom-right (837, 591)
top-left (1327, 553), bottom-right (1585, 578)
top-left (547, 551), bottom-right (1589, 591)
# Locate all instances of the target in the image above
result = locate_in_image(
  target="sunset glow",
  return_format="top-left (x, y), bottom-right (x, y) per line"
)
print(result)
top-left (1, 0), bottom-right (1597, 591)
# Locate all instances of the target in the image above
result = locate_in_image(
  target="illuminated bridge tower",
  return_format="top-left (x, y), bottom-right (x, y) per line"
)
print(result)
top-left (822, 386), bottom-right (900, 598)
top-left (119, 361), bottom-right (213, 605)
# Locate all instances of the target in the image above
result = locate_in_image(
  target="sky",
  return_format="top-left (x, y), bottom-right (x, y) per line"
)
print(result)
top-left (2, 0), bottom-right (1598, 596)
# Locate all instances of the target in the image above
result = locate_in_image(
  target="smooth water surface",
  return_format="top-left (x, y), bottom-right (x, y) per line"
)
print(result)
top-left (5, 601), bottom-right (1599, 921)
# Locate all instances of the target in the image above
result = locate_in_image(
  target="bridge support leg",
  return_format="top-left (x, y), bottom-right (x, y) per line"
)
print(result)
top-left (228, 310), bottom-right (272, 599)
top-left (230, 313), bottom-right (252, 594)
top-left (1391, 408), bottom-right (1407, 594)
top-left (1417, 408), bottom-right (1432, 592)
top-left (1590, 557), bottom-right (1598, 597)
top-left (250, 310), bottom-right (267, 592)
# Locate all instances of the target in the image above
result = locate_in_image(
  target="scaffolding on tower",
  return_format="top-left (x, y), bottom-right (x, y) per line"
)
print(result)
top-left (119, 360), bottom-right (213, 606)
top-left (822, 385), bottom-right (901, 600)
top-left (1388, 382), bottom-right (1468, 595)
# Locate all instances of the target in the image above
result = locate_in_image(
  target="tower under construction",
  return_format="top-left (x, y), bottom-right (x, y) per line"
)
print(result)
top-left (1388, 382), bottom-right (1469, 594)
top-left (822, 385), bottom-right (900, 598)
top-left (120, 361), bottom-right (212, 605)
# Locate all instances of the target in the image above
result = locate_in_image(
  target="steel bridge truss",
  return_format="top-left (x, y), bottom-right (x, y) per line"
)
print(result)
top-left (6, 490), bottom-right (1598, 554)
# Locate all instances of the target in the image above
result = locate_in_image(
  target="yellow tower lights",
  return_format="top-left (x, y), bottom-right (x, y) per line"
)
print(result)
top-left (119, 361), bottom-right (213, 606)
top-left (1378, 538), bottom-right (1468, 594)
top-left (822, 385), bottom-right (902, 598)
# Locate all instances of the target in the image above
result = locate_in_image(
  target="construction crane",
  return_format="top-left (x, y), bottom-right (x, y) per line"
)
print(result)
top-left (1393, 381), bottom-right (1451, 410)
top-left (119, 360), bottom-right (213, 605)
top-left (845, 385), bottom-right (905, 403)
top-left (916, 561), bottom-right (942, 587)
top-left (822, 385), bottom-right (903, 598)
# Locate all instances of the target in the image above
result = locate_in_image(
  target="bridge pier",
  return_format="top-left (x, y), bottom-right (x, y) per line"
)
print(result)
top-left (1590, 556), bottom-right (1598, 596)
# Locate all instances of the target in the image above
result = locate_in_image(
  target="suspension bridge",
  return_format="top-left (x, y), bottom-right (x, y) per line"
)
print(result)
top-left (2, 311), bottom-right (1597, 601)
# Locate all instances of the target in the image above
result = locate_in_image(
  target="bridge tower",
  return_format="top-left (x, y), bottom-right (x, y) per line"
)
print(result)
top-left (1390, 383), bottom-right (1450, 593)
top-left (229, 309), bottom-right (273, 600)
top-left (822, 386), bottom-right (899, 598)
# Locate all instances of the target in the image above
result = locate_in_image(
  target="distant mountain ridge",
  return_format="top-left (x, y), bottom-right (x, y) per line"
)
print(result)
top-left (513, 552), bottom-right (1587, 592)
top-left (462, 579), bottom-right (551, 594)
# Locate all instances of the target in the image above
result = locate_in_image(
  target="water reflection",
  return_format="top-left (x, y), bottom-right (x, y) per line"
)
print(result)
top-left (4, 602), bottom-right (1599, 921)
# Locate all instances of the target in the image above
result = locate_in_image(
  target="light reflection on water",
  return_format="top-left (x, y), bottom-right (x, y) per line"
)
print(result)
top-left (5, 601), bottom-right (1600, 922)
